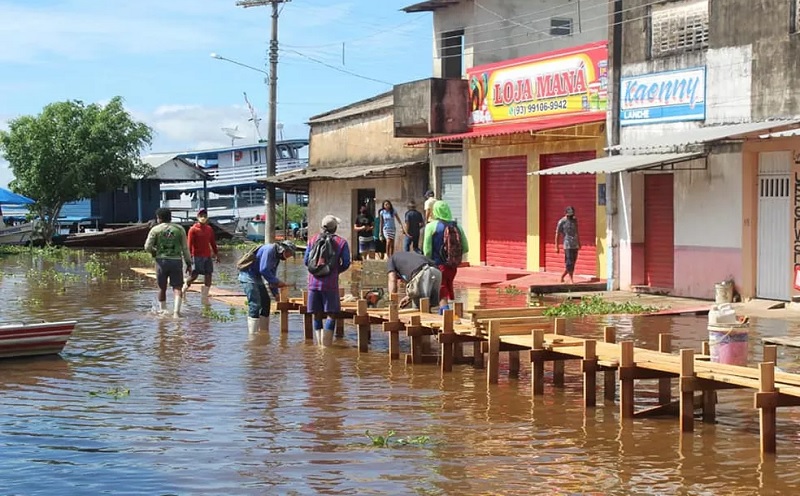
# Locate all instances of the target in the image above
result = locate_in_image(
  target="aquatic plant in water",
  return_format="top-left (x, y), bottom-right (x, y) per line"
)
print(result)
top-left (365, 430), bottom-right (433, 448)
top-left (117, 251), bottom-right (153, 264)
top-left (84, 253), bottom-right (108, 279)
top-left (201, 306), bottom-right (235, 322)
top-left (89, 387), bottom-right (130, 400)
top-left (542, 295), bottom-right (661, 317)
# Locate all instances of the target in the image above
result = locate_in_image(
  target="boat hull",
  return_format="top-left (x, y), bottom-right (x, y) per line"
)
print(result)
top-left (63, 223), bottom-right (151, 248)
top-left (0, 222), bottom-right (34, 246)
top-left (0, 320), bottom-right (77, 359)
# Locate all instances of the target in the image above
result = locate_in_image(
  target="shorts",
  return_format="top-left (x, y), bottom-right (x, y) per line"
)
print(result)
top-left (308, 289), bottom-right (341, 314)
top-left (192, 256), bottom-right (214, 276)
top-left (406, 265), bottom-right (441, 309)
top-left (358, 238), bottom-right (375, 253)
top-left (156, 258), bottom-right (184, 289)
top-left (564, 248), bottom-right (579, 273)
top-left (438, 264), bottom-right (457, 301)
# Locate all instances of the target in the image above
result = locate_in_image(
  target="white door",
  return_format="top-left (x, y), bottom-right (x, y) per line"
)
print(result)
top-left (757, 151), bottom-right (792, 301)
top-left (439, 166), bottom-right (463, 224)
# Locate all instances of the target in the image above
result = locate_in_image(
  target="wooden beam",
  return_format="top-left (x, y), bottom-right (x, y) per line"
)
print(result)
top-left (356, 299), bottom-right (370, 353)
top-left (583, 339), bottom-right (597, 408)
top-left (279, 286), bottom-right (290, 333)
top-left (553, 318), bottom-right (566, 387)
top-left (509, 351), bottom-right (520, 378)
top-left (441, 310), bottom-right (455, 373)
top-left (680, 349), bottom-right (695, 433)
top-left (604, 326), bottom-right (616, 403)
top-left (531, 328), bottom-right (545, 396)
top-left (384, 301), bottom-right (402, 360)
top-left (658, 334), bottom-right (672, 405)
top-left (335, 318), bottom-right (345, 338)
top-left (758, 362), bottom-right (777, 454)
top-left (420, 297), bottom-right (430, 314)
top-left (763, 345), bottom-right (777, 365)
top-left (406, 315), bottom-right (423, 365)
top-left (619, 341), bottom-right (635, 419)
top-left (488, 321), bottom-right (500, 385)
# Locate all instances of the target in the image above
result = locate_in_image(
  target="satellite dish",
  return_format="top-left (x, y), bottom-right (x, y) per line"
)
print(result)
top-left (222, 125), bottom-right (246, 146)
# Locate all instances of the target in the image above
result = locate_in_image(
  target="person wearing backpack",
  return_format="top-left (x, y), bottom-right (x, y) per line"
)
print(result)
top-left (237, 241), bottom-right (296, 334)
top-left (304, 215), bottom-right (351, 346)
top-left (423, 200), bottom-right (468, 315)
top-left (144, 208), bottom-right (192, 318)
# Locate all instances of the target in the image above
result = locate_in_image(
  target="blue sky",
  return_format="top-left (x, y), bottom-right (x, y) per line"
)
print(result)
top-left (0, 0), bottom-right (433, 188)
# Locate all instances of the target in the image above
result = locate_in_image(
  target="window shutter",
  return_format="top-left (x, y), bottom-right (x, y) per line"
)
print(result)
top-left (651, 0), bottom-right (709, 57)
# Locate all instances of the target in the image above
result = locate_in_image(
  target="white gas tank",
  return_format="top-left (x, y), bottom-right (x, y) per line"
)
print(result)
top-left (708, 303), bottom-right (737, 325)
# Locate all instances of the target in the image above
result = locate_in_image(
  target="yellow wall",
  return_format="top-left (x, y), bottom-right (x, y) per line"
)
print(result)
top-left (465, 123), bottom-right (607, 276)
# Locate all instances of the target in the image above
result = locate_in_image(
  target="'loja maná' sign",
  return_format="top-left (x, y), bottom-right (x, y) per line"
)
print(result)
top-left (468, 42), bottom-right (608, 127)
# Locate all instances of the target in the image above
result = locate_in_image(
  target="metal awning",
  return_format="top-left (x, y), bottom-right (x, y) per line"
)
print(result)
top-left (612, 119), bottom-right (800, 151)
top-left (407, 113), bottom-right (606, 146)
top-left (402, 0), bottom-right (459, 13)
top-left (260, 161), bottom-right (427, 193)
top-left (529, 152), bottom-right (704, 176)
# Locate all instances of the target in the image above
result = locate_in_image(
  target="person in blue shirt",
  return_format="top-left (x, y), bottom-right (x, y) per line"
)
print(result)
top-left (238, 241), bottom-right (296, 334)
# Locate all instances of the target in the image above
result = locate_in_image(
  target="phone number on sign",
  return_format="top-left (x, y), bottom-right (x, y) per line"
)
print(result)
top-left (507, 99), bottom-right (569, 117)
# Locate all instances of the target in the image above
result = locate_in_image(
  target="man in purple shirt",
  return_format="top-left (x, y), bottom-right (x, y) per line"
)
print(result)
top-left (238, 241), bottom-right (296, 334)
top-left (304, 215), bottom-right (351, 346)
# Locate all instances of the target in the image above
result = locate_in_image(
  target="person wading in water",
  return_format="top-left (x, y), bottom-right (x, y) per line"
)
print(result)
top-left (144, 208), bottom-right (192, 317)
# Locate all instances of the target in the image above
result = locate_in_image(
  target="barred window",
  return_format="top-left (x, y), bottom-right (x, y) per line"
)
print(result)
top-left (794, 0), bottom-right (800, 33)
top-left (650, 0), bottom-right (709, 58)
top-left (550, 18), bottom-right (573, 36)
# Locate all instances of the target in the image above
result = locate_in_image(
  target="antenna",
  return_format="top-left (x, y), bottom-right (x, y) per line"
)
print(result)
top-left (222, 125), bottom-right (246, 146)
top-left (243, 92), bottom-right (263, 142)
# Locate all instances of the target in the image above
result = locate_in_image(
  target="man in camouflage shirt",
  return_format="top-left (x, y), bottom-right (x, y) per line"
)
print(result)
top-left (555, 206), bottom-right (581, 284)
top-left (144, 208), bottom-right (192, 317)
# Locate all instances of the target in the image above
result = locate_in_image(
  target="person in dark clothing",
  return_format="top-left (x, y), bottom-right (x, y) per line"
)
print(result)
top-left (555, 206), bottom-right (581, 284)
top-left (403, 200), bottom-right (425, 254)
top-left (354, 205), bottom-right (375, 260)
top-left (387, 251), bottom-right (441, 310)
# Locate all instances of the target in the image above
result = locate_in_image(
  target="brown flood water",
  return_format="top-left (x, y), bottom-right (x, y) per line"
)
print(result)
top-left (3, 249), bottom-right (800, 495)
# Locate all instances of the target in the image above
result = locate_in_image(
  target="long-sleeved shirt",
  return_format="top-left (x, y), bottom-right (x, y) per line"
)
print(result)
top-left (187, 222), bottom-right (218, 258)
top-left (423, 201), bottom-right (469, 266)
top-left (144, 222), bottom-right (191, 265)
top-left (239, 244), bottom-right (282, 287)
top-left (304, 233), bottom-right (351, 291)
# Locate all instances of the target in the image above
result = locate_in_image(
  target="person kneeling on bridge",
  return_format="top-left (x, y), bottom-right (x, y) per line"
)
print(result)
top-left (238, 241), bottom-right (296, 334)
top-left (387, 251), bottom-right (441, 311)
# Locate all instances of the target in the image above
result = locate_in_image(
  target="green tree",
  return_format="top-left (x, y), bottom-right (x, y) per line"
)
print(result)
top-left (0, 97), bottom-right (153, 243)
top-left (276, 204), bottom-right (307, 231)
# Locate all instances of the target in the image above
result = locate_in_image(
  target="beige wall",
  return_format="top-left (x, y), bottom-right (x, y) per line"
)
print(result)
top-left (309, 110), bottom-right (427, 169)
top-left (308, 166), bottom-right (428, 253)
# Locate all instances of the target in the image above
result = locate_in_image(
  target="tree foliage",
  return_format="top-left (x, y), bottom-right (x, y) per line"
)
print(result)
top-left (0, 96), bottom-right (153, 243)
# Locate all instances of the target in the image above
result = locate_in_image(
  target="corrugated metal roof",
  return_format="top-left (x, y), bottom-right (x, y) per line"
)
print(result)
top-left (261, 161), bottom-right (426, 192)
top-left (614, 119), bottom-right (800, 151)
top-left (402, 0), bottom-right (460, 13)
top-left (529, 153), bottom-right (703, 176)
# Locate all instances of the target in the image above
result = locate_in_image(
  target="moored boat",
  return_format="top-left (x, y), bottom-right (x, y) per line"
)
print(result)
top-left (0, 222), bottom-right (35, 246)
top-left (0, 320), bottom-right (78, 359)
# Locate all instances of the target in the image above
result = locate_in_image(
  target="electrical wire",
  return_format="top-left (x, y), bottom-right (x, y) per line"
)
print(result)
top-left (280, 48), bottom-right (393, 86)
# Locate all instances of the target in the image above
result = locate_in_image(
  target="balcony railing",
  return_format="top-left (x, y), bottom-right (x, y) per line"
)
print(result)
top-left (160, 159), bottom-right (307, 192)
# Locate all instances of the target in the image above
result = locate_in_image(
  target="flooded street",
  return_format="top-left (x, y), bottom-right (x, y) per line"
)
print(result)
top-left (3, 248), bottom-right (800, 495)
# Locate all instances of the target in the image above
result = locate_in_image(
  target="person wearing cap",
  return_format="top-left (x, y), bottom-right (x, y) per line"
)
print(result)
top-left (403, 200), bottom-right (425, 254)
top-left (238, 241), bottom-right (296, 334)
top-left (423, 189), bottom-right (437, 223)
top-left (304, 215), bottom-right (351, 346)
top-left (144, 208), bottom-right (192, 317)
top-left (555, 206), bottom-right (581, 284)
top-left (183, 208), bottom-right (220, 304)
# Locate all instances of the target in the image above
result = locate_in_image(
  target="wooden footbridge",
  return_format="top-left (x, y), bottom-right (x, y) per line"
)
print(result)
top-left (130, 267), bottom-right (799, 455)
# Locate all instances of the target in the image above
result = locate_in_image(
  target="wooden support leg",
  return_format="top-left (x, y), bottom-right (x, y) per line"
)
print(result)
top-left (757, 362), bottom-right (777, 455)
top-left (406, 315), bottom-right (423, 365)
top-left (553, 318), bottom-right (566, 387)
top-left (680, 349), bottom-right (695, 433)
top-left (335, 318), bottom-right (345, 338)
top-left (604, 326), bottom-right (616, 402)
top-left (583, 339), bottom-right (597, 408)
top-left (302, 291), bottom-right (313, 340)
top-left (763, 345), bottom-right (777, 365)
top-left (473, 341), bottom-right (485, 369)
top-left (509, 351), bottom-right (520, 379)
top-left (420, 297), bottom-right (430, 314)
top-left (619, 341), bottom-right (635, 419)
top-left (531, 329), bottom-right (545, 396)
top-left (383, 301), bottom-right (403, 361)
top-left (658, 334), bottom-right (672, 405)
top-left (354, 299), bottom-right (370, 353)
top-left (440, 310), bottom-right (455, 373)
top-left (487, 321), bottom-right (500, 385)
top-left (279, 287), bottom-right (289, 333)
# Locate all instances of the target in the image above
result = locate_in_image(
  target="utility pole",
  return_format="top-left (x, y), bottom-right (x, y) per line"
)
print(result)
top-left (236, 0), bottom-right (289, 243)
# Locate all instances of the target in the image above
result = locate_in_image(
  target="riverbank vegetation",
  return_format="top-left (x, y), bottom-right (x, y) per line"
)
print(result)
top-left (543, 295), bottom-right (661, 317)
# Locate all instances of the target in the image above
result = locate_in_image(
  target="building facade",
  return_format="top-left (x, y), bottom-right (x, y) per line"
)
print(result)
top-left (537, 0), bottom-right (800, 300)
top-left (400, 0), bottom-right (610, 276)
top-left (267, 92), bottom-right (429, 259)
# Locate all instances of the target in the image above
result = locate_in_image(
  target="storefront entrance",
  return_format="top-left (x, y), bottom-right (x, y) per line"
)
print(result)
top-left (480, 156), bottom-right (527, 269)
top-left (539, 151), bottom-right (598, 275)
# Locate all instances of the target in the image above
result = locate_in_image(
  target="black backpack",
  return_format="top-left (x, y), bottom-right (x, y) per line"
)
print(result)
top-left (306, 232), bottom-right (336, 277)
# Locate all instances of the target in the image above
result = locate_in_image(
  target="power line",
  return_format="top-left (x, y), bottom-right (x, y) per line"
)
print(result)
top-left (280, 48), bottom-right (393, 86)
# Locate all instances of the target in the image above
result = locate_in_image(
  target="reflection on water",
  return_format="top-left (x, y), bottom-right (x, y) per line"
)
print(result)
top-left (2, 251), bottom-right (800, 494)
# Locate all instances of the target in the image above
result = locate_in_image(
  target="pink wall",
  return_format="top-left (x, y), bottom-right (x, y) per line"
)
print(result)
top-left (673, 245), bottom-right (742, 299)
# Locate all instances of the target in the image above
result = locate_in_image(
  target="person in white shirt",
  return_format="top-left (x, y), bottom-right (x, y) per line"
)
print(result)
top-left (423, 190), bottom-right (437, 223)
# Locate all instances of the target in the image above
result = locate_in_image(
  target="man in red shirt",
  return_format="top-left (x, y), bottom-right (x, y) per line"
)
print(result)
top-left (183, 208), bottom-right (220, 303)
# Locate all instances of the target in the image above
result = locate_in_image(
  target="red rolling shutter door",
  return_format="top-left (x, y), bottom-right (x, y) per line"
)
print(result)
top-left (644, 174), bottom-right (674, 288)
top-left (540, 151), bottom-right (598, 276)
top-left (481, 156), bottom-right (528, 269)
